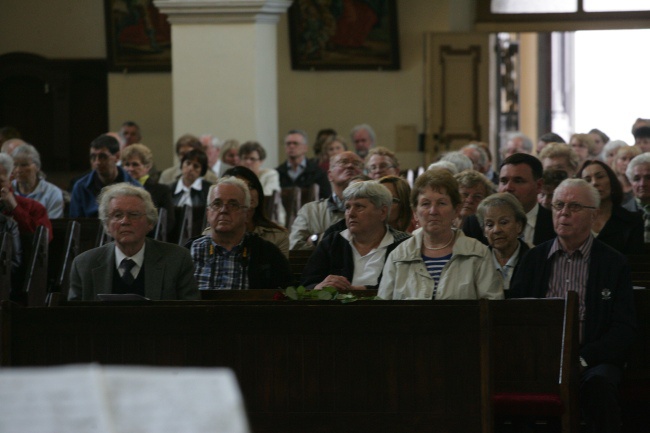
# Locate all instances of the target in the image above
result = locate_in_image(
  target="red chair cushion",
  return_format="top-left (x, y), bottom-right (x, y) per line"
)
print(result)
top-left (493, 393), bottom-right (564, 417)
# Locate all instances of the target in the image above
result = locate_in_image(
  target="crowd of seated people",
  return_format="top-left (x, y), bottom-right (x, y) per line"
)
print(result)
top-left (3, 119), bottom-right (650, 433)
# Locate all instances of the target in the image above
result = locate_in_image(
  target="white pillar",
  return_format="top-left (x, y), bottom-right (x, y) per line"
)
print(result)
top-left (154, 0), bottom-right (292, 166)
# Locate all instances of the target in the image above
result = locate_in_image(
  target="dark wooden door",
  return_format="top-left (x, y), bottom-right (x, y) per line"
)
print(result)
top-left (0, 52), bottom-right (107, 173)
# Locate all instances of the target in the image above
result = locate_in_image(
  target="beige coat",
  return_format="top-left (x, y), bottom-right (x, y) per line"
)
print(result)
top-left (378, 230), bottom-right (504, 300)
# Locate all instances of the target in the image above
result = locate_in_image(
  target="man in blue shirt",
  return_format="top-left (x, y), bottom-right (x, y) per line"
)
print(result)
top-left (69, 134), bottom-right (140, 217)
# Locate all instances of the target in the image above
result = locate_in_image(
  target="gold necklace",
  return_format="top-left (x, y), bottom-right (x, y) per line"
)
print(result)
top-left (423, 231), bottom-right (454, 251)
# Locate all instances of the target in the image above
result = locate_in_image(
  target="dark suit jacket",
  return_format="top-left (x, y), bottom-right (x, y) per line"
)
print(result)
top-left (68, 238), bottom-right (200, 301)
top-left (463, 204), bottom-right (555, 246)
top-left (276, 158), bottom-right (331, 200)
top-left (596, 205), bottom-right (644, 255)
top-left (509, 237), bottom-right (636, 368)
top-left (144, 178), bottom-right (176, 236)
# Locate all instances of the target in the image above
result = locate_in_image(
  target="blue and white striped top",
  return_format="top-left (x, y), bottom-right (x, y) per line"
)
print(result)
top-left (422, 253), bottom-right (452, 297)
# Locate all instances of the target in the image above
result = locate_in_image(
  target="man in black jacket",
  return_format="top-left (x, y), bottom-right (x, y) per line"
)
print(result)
top-left (463, 153), bottom-right (555, 247)
top-left (510, 178), bottom-right (636, 433)
top-left (276, 129), bottom-right (330, 199)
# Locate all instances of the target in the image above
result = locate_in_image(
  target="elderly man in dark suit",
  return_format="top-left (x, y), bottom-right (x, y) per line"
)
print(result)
top-left (510, 178), bottom-right (636, 433)
top-left (463, 153), bottom-right (555, 247)
top-left (68, 183), bottom-right (199, 301)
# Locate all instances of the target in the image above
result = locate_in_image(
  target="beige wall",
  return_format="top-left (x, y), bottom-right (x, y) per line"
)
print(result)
top-left (0, 0), bottom-right (475, 171)
top-left (277, 0), bottom-right (473, 169)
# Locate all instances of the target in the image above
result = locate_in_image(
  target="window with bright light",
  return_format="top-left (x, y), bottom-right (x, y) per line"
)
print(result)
top-left (573, 29), bottom-right (650, 143)
top-left (492, 0), bottom-right (577, 13)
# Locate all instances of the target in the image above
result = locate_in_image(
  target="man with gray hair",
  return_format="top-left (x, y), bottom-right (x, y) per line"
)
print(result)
top-left (69, 183), bottom-right (199, 301)
top-left (461, 143), bottom-right (489, 172)
top-left (301, 180), bottom-right (410, 290)
top-left (190, 177), bottom-right (293, 290)
top-left (500, 131), bottom-right (533, 160)
top-left (350, 123), bottom-right (376, 159)
top-left (276, 129), bottom-right (330, 200)
top-left (510, 178), bottom-right (636, 433)
top-left (625, 152), bottom-right (650, 241)
top-left (200, 134), bottom-right (223, 177)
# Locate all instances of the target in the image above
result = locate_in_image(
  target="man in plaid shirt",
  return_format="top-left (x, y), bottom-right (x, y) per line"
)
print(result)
top-left (190, 177), bottom-right (293, 290)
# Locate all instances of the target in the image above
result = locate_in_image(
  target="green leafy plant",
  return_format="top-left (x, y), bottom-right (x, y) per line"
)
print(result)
top-left (281, 286), bottom-right (381, 303)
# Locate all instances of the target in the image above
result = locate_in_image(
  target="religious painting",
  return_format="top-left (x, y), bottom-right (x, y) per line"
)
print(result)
top-left (104, 0), bottom-right (172, 72)
top-left (288, 0), bottom-right (400, 71)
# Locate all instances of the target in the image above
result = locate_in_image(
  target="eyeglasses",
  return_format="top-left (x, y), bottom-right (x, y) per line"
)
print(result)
top-left (334, 158), bottom-right (363, 168)
top-left (242, 156), bottom-right (260, 162)
top-left (209, 200), bottom-right (247, 212)
top-left (109, 211), bottom-right (145, 221)
top-left (123, 161), bottom-right (144, 168)
top-left (551, 201), bottom-right (597, 213)
top-left (367, 164), bottom-right (395, 172)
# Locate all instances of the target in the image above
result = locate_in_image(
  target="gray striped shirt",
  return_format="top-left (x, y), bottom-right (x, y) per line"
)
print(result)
top-left (547, 235), bottom-right (593, 337)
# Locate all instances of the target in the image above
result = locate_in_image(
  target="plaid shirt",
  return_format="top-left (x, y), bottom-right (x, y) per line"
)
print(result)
top-left (191, 235), bottom-right (249, 290)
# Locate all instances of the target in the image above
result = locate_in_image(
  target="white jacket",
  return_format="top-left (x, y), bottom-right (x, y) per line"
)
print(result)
top-left (378, 230), bottom-right (504, 300)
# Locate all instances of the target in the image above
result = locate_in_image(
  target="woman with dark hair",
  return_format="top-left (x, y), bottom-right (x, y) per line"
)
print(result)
top-left (578, 160), bottom-right (644, 254)
top-left (169, 149), bottom-right (212, 208)
top-left (222, 166), bottom-right (289, 257)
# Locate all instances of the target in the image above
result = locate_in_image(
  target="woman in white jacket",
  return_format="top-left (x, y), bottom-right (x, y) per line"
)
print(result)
top-left (378, 169), bottom-right (503, 300)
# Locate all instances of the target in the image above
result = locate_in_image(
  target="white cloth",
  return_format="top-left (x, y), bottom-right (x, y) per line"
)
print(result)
top-left (523, 203), bottom-right (539, 248)
top-left (174, 177), bottom-right (204, 207)
top-left (114, 244), bottom-right (145, 280)
top-left (341, 228), bottom-right (394, 286)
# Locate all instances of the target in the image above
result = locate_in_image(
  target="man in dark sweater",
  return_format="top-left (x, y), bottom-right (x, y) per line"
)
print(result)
top-left (276, 129), bottom-right (330, 199)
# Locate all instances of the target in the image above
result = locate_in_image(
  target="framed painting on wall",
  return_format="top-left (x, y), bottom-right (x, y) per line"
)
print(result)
top-left (104, 0), bottom-right (172, 72)
top-left (288, 0), bottom-right (400, 71)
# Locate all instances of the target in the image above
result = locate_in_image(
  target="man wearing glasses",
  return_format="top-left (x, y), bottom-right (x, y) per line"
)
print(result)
top-left (289, 151), bottom-right (364, 250)
top-left (364, 147), bottom-right (400, 180)
top-left (276, 129), bottom-right (331, 200)
top-left (190, 177), bottom-right (292, 290)
top-left (510, 178), bottom-right (636, 433)
top-left (69, 183), bottom-right (199, 301)
top-left (69, 134), bottom-right (141, 217)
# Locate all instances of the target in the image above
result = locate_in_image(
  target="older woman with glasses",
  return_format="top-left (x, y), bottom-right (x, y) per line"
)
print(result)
top-left (365, 147), bottom-right (401, 180)
top-left (302, 181), bottom-right (410, 290)
top-left (453, 170), bottom-right (494, 229)
top-left (378, 170), bottom-right (503, 300)
top-left (476, 193), bottom-right (528, 291)
top-left (11, 144), bottom-right (64, 218)
top-left (238, 141), bottom-right (280, 197)
top-left (121, 144), bottom-right (175, 236)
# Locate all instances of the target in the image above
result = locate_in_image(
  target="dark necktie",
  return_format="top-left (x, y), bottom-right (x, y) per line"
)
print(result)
top-left (120, 259), bottom-right (136, 285)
